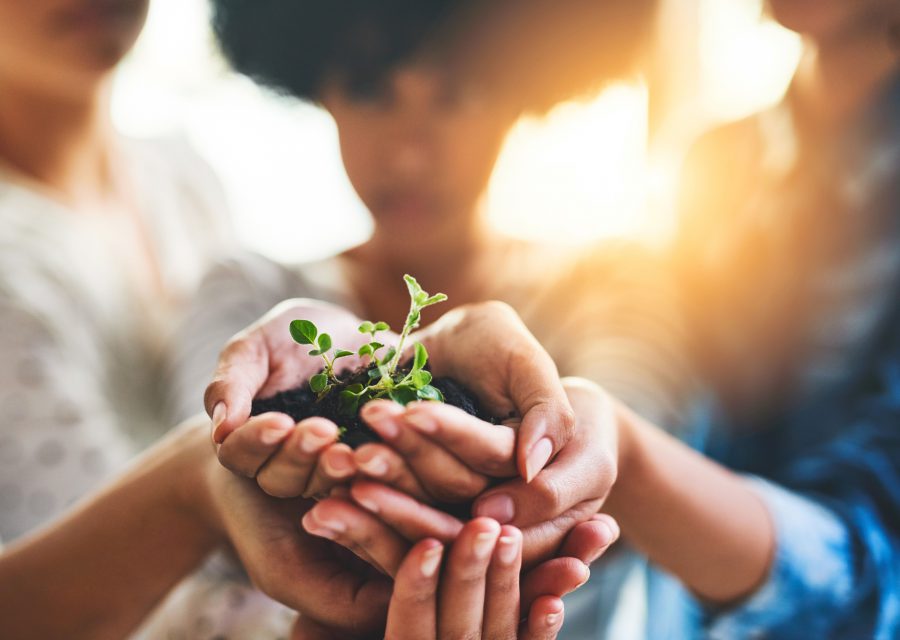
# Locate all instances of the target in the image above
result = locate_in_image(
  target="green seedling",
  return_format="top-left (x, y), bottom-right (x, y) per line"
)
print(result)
top-left (289, 274), bottom-right (448, 416)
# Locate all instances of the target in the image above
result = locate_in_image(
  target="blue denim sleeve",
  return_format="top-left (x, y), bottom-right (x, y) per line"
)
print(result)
top-left (706, 477), bottom-right (854, 640)
top-left (706, 353), bottom-right (900, 639)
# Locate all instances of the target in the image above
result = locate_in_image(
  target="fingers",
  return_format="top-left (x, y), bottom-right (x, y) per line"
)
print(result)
top-left (254, 418), bottom-right (343, 497)
top-left (521, 595), bottom-right (565, 640)
top-left (216, 412), bottom-right (295, 477)
top-left (521, 557), bottom-right (589, 610)
top-left (361, 401), bottom-right (491, 503)
top-left (206, 329), bottom-right (271, 443)
top-left (349, 481), bottom-right (464, 542)
top-left (472, 413), bottom-right (615, 529)
top-left (401, 402), bottom-right (518, 477)
top-left (206, 299), bottom-right (378, 444)
top-left (483, 526), bottom-right (523, 639)
top-left (353, 444), bottom-right (430, 502)
top-left (384, 539), bottom-right (443, 640)
top-left (437, 518), bottom-right (500, 639)
top-left (557, 514), bottom-right (621, 565)
top-left (302, 443), bottom-right (357, 498)
top-left (302, 497), bottom-right (411, 576)
top-left (413, 301), bottom-right (575, 483)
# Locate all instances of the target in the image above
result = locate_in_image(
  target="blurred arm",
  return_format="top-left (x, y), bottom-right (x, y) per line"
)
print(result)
top-left (0, 421), bottom-right (222, 640)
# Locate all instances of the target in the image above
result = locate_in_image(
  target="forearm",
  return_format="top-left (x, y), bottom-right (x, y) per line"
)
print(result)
top-left (0, 418), bottom-right (224, 640)
top-left (604, 406), bottom-right (774, 604)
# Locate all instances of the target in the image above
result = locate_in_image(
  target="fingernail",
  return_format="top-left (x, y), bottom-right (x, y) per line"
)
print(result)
top-left (545, 612), bottom-right (561, 627)
top-left (475, 494), bottom-right (515, 524)
top-left (497, 535), bottom-right (520, 565)
top-left (420, 545), bottom-right (443, 577)
top-left (355, 495), bottom-right (380, 513)
top-left (316, 516), bottom-right (347, 534)
top-left (212, 402), bottom-right (227, 442)
top-left (363, 404), bottom-right (400, 439)
top-left (525, 437), bottom-right (553, 482)
top-left (322, 452), bottom-right (354, 477)
top-left (405, 412), bottom-right (437, 433)
top-left (301, 428), bottom-right (334, 453)
top-left (358, 454), bottom-right (388, 476)
top-left (596, 519), bottom-right (618, 547)
top-left (472, 531), bottom-right (497, 559)
top-left (261, 424), bottom-right (292, 445)
top-left (302, 513), bottom-right (341, 539)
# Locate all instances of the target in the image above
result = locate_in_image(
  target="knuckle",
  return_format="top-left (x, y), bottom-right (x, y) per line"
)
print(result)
top-left (531, 474), bottom-right (564, 512)
top-left (490, 574), bottom-right (517, 598)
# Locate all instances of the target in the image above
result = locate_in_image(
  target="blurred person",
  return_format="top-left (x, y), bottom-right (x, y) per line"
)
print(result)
top-left (206, 1), bottom-right (900, 639)
top-left (0, 0), bottom-right (235, 635)
top-left (663, 0), bottom-right (900, 636)
top-left (165, 0), bottom-right (691, 637)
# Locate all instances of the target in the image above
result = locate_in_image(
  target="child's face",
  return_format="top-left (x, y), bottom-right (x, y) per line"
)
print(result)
top-left (0, 0), bottom-right (148, 96)
top-left (321, 64), bottom-right (520, 248)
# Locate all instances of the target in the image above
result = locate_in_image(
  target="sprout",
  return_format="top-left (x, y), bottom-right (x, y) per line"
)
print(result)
top-left (288, 274), bottom-right (448, 414)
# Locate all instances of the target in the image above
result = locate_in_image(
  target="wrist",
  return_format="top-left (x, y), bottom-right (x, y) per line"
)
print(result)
top-left (603, 404), bottom-right (647, 517)
top-left (171, 417), bottom-right (228, 542)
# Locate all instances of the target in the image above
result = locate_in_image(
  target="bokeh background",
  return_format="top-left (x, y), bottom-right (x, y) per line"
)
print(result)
top-left (112, 0), bottom-right (802, 261)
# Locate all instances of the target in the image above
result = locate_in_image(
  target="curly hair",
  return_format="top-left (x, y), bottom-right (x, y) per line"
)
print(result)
top-left (212, 0), bottom-right (657, 113)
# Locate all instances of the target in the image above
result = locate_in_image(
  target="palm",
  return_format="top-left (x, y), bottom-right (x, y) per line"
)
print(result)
top-left (208, 466), bottom-right (391, 635)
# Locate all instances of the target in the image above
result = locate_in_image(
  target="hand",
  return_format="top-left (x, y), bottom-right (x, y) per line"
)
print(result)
top-left (198, 451), bottom-right (392, 635)
top-left (381, 520), bottom-right (567, 640)
top-left (205, 300), bottom-right (575, 485)
top-left (204, 300), bottom-right (392, 500)
top-left (415, 301), bottom-right (576, 481)
top-left (292, 518), bottom-right (608, 640)
top-left (321, 378), bottom-right (618, 567)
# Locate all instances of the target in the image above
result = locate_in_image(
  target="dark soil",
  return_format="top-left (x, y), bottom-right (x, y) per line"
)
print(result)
top-left (250, 363), bottom-right (497, 448)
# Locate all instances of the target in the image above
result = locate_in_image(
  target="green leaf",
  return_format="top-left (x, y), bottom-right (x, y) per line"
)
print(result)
top-left (309, 373), bottom-right (328, 393)
top-left (422, 293), bottom-right (448, 307)
top-left (290, 319), bottom-right (317, 345)
top-left (308, 349), bottom-right (323, 356)
top-left (408, 309), bottom-right (421, 328)
top-left (414, 291), bottom-right (429, 305)
top-left (358, 321), bottom-right (375, 334)
top-left (358, 344), bottom-right (374, 357)
top-left (367, 366), bottom-right (382, 380)
top-left (380, 347), bottom-right (397, 366)
top-left (404, 274), bottom-right (424, 300)
top-left (334, 349), bottom-right (354, 360)
top-left (417, 385), bottom-right (444, 402)
top-left (412, 342), bottom-right (428, 371)
top-left (346, 383), bottom-right (365, 395)
top-left (317, 333), bottom-right (332, 352)
top-left (374, 321), bottom-right (390, 332)
top-left (338, 391), bottom-right (360, 416)
top-left (411, 369), bottom-right (432, 389)
top-left (390, 386), bottom-right (418, 406)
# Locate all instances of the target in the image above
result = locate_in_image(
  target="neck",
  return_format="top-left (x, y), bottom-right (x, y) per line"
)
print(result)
top-left (366, 217), bottom-right (494, 290)
top-left (0, 76), bottom-right (119, 208)
top-left (793, 16), bottom-right (900, 135)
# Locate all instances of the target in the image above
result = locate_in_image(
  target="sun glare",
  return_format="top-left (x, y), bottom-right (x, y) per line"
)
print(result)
top-left (487, 84), bottom-right (655, 246)
top-left (113, 0), bottom-right (804, 261)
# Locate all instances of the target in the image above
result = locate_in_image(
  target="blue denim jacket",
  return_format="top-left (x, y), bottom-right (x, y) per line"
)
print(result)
top-left (650, 75), bottom-right (900, 640)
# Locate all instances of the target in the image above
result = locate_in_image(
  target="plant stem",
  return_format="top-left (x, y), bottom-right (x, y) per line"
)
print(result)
top-left (387, 299), bottom-right (417, 376)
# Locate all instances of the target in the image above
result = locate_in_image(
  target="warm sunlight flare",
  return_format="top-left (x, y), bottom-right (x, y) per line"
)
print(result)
top-left (112, 0), bottom-right (803, 261)
top-left (487, 85), bottom-right (654, 245)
